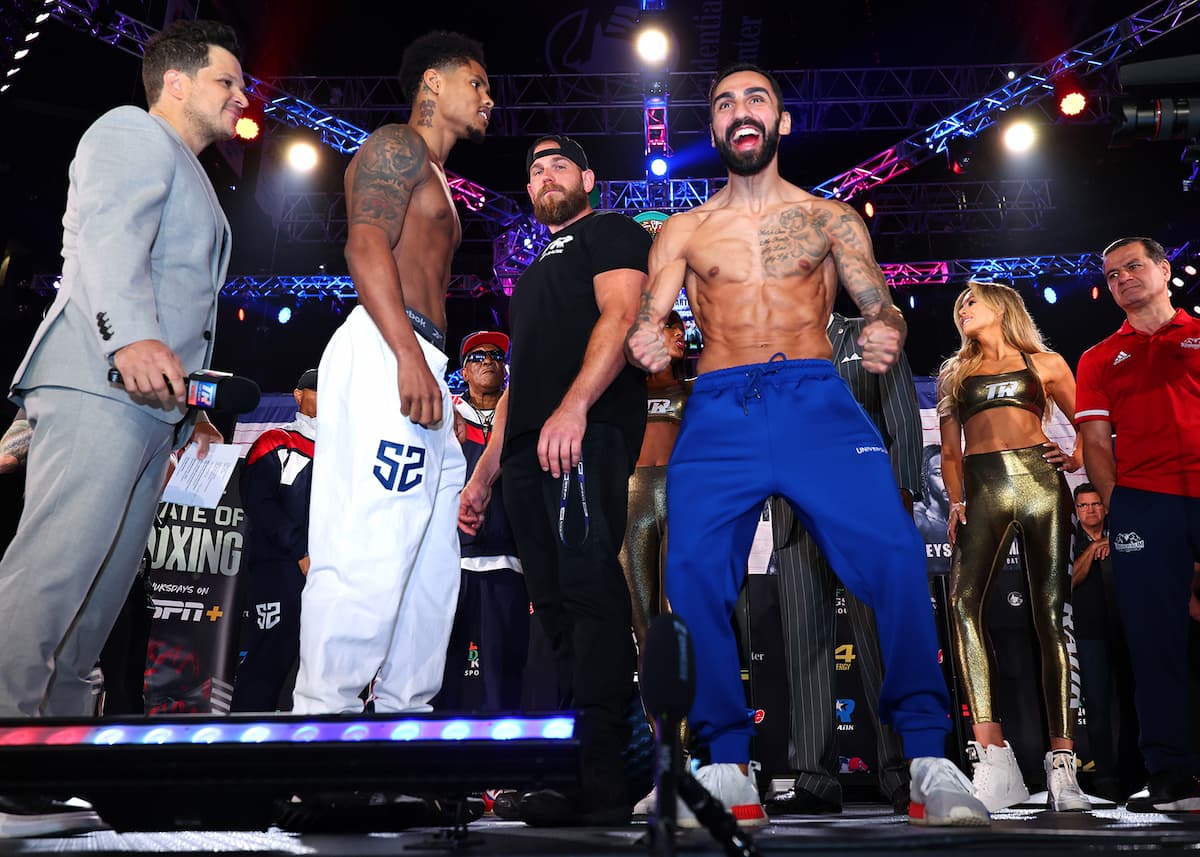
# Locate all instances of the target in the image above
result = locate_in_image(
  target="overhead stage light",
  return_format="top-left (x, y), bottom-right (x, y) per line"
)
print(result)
top-left (286, 140), bottom-right (318, 172)
top-left (636, 27), bottom-right (670, 65)
top-left (1003, 120), bottom-right (1036, 153)
top-left (234, 117), bottom-right (260, 141)
top-left (276, 306), bottom-right (293, 324)
top-left (1043, 286), bottom-right (1057, 304)
top-left (648, 156), bottom-right (669, 177)
top-left (1059, 91), bottom-right (1088, 117)
top-left (1055, 75), bottom-right (1088, 117)
top-left (947, 135), bottom-right (975, 174)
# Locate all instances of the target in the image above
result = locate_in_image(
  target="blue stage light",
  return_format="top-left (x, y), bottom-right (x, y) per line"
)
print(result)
top-left (440, 720), bottom-right (472, 741)
top-left (94, 728), bottom-right (125, 745)
top-left (2, 715), bottom-right (577, 747)
top-left (909, 295), bottom-right (916, 309)
top-left (277, 306), bottom-right (293, 324)
top-left (240, 725), bottom-right (272, 743)
top-left (542, 717), bottom-right (575, 740)
top-left (491, 719), bottom-right (524, 741)
top-left (1043, 287), bottom-right (1058, 304)
top-left (649, 156), bottom-right (669, 177)
top-left (390, 721), bottom-right (422, 741)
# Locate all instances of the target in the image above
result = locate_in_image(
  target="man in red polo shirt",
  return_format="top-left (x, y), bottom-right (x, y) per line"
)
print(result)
top-left (1075, 236), bottom-right (1200, 813)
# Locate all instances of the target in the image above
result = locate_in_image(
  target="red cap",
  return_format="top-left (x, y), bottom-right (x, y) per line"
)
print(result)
top-left (459, 330), bottom-right (510, 361)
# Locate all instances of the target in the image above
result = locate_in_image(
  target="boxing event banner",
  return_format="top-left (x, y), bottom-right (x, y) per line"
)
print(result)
top-left (143, 462), bottom-right (249, 715)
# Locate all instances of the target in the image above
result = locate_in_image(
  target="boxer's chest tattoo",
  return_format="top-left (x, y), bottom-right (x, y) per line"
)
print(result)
top-left (758, 207), bottom-right (826, 277)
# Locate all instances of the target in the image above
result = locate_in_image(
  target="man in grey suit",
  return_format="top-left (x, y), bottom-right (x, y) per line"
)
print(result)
top-left (0, 20), bottom-right (245, 832)
top-left (765, 311), bottom-right (923, 815)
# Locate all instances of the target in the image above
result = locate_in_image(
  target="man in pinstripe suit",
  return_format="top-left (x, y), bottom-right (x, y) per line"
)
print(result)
top-left (766, 311), bottom-right (923, 814)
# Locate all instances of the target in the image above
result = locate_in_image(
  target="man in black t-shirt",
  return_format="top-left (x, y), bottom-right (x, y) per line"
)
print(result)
top-left (460, 135), bottom-right (651, 826)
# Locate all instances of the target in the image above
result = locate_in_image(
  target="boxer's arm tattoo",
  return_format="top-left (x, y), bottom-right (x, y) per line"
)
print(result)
top-left (825, 203), bottom-right (906, 335)
top-left (347, 125), bottom-right (426, 245)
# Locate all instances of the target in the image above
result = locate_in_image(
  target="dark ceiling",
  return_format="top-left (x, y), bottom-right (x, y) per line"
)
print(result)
top-left (0, 0), bottom-right (1197, 387)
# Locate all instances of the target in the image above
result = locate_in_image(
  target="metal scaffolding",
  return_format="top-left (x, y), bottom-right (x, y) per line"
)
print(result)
top-left (813, 0), bottom-right (1200, 200)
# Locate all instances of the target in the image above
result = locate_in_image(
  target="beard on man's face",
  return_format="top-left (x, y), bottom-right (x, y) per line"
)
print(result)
top-left (714, 116), bottom-right (781, 177)
top-left (532, 182), bottom-right (589, 226)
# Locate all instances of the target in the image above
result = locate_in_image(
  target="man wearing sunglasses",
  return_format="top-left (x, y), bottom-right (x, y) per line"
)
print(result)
top-left (438, 332), bottom-right (528, 714)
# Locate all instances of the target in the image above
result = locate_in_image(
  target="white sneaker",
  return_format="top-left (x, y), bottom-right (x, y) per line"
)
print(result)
top-left (677, 763), bottom-right (768, 829)
top-left (632, 787), bottom-right (657, 816)
top-left (1044, 750), bottom-right (1089, 811)
top-left (0, 796), bottom-right (106, 838)
top-left (908, 757), bottom-right (990, 826)
top-left (967, 740), bottom-right (1030, 812)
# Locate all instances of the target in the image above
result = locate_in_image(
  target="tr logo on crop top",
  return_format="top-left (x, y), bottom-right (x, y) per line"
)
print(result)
top-left (957, 352), bottom-right (1046, 423)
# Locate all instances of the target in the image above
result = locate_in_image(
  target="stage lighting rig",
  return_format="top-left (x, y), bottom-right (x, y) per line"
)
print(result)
top-left (1112, 54), bottom-right (1200, 191)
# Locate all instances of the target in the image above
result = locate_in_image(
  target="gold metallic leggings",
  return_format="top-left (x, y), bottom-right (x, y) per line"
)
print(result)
top-left (620, 465), bottom-right (670, 656)
top-left (949, 445), bottom-right (1077, 740)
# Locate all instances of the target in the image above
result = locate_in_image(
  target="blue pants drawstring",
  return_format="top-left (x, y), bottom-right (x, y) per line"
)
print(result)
top-left (737, 352), bottom-right (788, 414)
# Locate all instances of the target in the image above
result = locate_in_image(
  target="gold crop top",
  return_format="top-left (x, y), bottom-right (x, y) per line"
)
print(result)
top-left (646, 384), bottom-right (688, 424)
top-left (957, 352), bottom-right (1046, 423)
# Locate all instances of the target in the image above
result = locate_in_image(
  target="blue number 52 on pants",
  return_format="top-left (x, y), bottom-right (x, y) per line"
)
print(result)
top-left (373, 441), bottom-right (426, 492)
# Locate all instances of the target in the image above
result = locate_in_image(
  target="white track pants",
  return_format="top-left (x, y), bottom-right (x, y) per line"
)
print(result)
top-left (293, 307), bottom-right (465, 714)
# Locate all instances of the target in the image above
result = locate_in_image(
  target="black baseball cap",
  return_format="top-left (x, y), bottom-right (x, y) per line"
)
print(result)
top-left (525, 135), bottom-right (589, 176)
top-left (296, 369), bottom-right (318, 390)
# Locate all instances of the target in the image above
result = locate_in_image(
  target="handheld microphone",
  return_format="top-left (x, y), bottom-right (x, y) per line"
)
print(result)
top-left (107, 368), bottom-right (261, 414)
top-left (642, 613), bottom-right (695, 721)
top-left (642, 614), bottom-right (759, 857)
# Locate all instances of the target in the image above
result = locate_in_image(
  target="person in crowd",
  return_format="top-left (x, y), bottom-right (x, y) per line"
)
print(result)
top-left (1069, 482), bottom-right (1142, 801)
top-left (625, 62), bottom-right (988, 828)
top-left (765, 311), bottom-right (922, 816)
top-left (293, 32), bottom-right (492, 716)
top-left (1076, 236), bottom-right (1200, 813)
top-left (232, 369), bottom-right (318, 712)
top-left (0, 19), bottom-right (242, 836)
top-left (459, 134), bottom-right (651, 826)
top-left (439, 331), bottom-right (528, 712)
top-left (938, 279), bottom-right (1087, 812)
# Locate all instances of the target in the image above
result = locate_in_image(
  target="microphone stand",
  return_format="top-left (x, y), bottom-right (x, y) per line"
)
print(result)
top-left (646, 715), bottom-right (759, 857)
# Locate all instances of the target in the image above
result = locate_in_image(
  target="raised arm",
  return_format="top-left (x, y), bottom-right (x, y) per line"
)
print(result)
top-left (821, 201), bottom-right (906, 373)
top-left (626, 216), bottom-right (692, 374)
top-left (343, 124), bottom-right (441, 427)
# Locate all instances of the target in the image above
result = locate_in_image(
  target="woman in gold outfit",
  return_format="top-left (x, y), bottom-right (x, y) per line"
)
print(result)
top-left (938, 280), bottom-right (1088, 813)
top-left (621, 310), bottom-right (689, 654)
